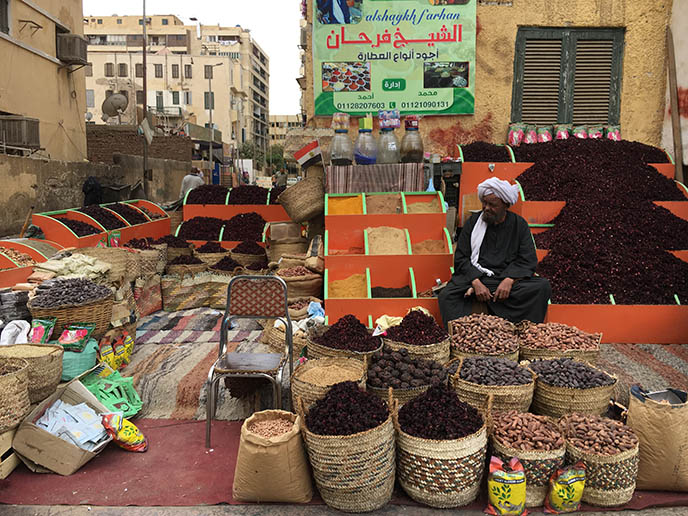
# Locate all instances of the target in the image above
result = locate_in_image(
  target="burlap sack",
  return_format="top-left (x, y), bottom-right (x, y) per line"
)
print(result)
top-left (232, 410), bottom-right (312, 503)
top-left (627, 387), bottom-right (688, 491)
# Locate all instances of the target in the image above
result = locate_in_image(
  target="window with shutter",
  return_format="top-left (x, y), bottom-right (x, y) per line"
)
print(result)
top-left (172, 91), bottom-right (180, 105)
top-left (105, 63), bottom-right (114, 77)
top-left (85, 63), bottom-right (93, 77)
top-left (118, 63), bottom-right (128, 77)
top-left (135, 63), bottom-right (143, 77)
top-left (136, 90), bottom-right (144, 105)
top-left (184, 64), bottom-right (192, 78)
top-left (1, 0), bottom-right (9, 34)
top-left (172, 64), bottom-right (179, 78)
top-left (154, 64), bottom-right (163, 78)
top-left (511, 28), bottom-right (624, 125)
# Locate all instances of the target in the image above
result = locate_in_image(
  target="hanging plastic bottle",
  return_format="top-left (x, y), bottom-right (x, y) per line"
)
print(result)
top-left (330, 130), bottom-right (354, 165)
top-left (354, 116), bottom-right (377, 165)
top-left (377, 128), bottom-right (400, 164)
top-left (401, 115), bottom-right (424, 163)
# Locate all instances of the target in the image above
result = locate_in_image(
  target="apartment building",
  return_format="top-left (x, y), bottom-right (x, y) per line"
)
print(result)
top-left (0, 0), bottom-right (87, 161)
top-left (269, 115), bottom-right (301, 146)
top-left (83, 15), bottom-right (269, 152)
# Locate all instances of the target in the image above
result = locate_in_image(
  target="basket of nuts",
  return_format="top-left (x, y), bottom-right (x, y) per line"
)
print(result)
top-left (491, 411), bottom-right (566, 507)
top-left (528, 358), bottom-right (617, 418)
top-left (448, 357), bottom-right (535, 414)
top-left (449, 314), bottom-right (519, 362)
top-left (517, 322), bottom-right (601, 364)
top-left (559, 413), bottom-right (639, 507)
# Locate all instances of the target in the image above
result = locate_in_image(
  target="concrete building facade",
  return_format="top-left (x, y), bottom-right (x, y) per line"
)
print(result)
top-left (269, 114), bottom-right (301, 146)
top-left (0, 0), bottom-right (87, 161)
top-left (83, 15), bottom-right (269, 154)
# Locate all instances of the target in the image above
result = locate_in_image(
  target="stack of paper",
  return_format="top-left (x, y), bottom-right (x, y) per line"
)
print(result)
top-left (36, 400), bottom-right (109, 451)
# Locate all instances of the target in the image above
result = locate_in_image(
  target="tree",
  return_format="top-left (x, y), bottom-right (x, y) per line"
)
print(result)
top-left (266, 144), bottom-right (285, 170)
top-left (238, 140), bottom-right (264, 163)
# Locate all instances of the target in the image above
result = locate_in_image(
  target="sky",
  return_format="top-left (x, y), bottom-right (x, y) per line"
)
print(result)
top-left (82, 0), bottom-right (303, 115)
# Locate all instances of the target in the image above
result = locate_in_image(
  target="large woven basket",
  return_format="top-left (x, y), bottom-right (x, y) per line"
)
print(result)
top-left (291, 357), bottom-right (367, 411)
top-left (0, 344), bottom-right (63, 403)
top-left (230, 251), bottom-right (266, 268)
top-left (74, 247), bottom-right (128, 285)
top-left (263, 324), bottom-right (309, 355)
top-left (565, 441), bottom-right (639, 507)
top-left (166, 246), bottom-right (193, 263)
top-left (194, 251), bottom-right (228, 267)
top-left (28, 294), bottom-right (114, 341)
top-left (150, 243), bottom-right (168, 274)
top-left (299, 403), bottom-right (395, 513)
top-left (277, 177), bottom-right (325, 223)
top-left (382, 337), bottom-right (451, 365)
top-left (288, 296), bottom-right (322, 320)
top-left (0, 357), bottom-right (30, 432)
top-left (368, 383), bottom-right (430, 407)
top-left (519, 346), bottom-right (600, 365)
top-left (492, 434), bottom-right (566, 507)
top-left (450, 345), bottom-right (520, 362)
top-left (395, 409), bottom-right (488, 508)
top-left (136, 249), bottom-right (159, 279)
top-left (448, 358), bottom-right (534, 414)
top-left (531, 371), bottom-right (617, 418)
top-left (166, 263), bottom-right (208, 278)
top-left (306, 328), bottom-right (382, 362)
top-left (268, 241), bottom-right (309, 262)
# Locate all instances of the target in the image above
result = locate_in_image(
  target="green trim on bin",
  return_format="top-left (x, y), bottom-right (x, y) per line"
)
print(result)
top-left (224, 191), bottom-right (230, 205)
top-left (450, 266), bottom-right (454, 274)
top-left (409, 267), bottom-right (417, 298)
top-left (443, 227), bottom-right (452, 254)
top-left (219, 226), bottom-right (225, 241)
top-left (324, 315), bottom-right (328, 325)
top-left (183, 189), bottom-right (192, 206)
top-left (127, 199), bottom-right (169, 218)
top-left (362, 193), bottom-right (367, 215)
top-left (515, 180), bottom-right (526, 202)
top-left (404, 229), bottom-right (412, 255)
top-left (665, 150), bottom-right (675, 165)
top-left (39, 209), bottom-right (71, 216)
top-left (457, 144), bottom-right (464, 162)
top-left (175, 222), bottom-right (182, 237)
top-left (609, 294), bottom-right (616, 305)
top-left (364, 230), bottom-right (370, 255)
top-left (366, 268), bottom-right (371, 299)
top-left (324, 230), bottom-right (329, 256)
top-left (548, 299), bottom-right (551, 305)
top-left (0, 251), bottom-right (19, 268)
top-left (368, 315), bottom-right (373, 329)
top-left (45, 217), bottom-right (79, 239)
top-left (401, 192), bottom-right (409, 214)
top-left (531, 232), bottom-right (538, 251)
top-left (675, 294), bottom-right (681, 306)
top-left (675, 180), bottom-right (688, 197)
top-left (324, 269), bottom-right (329, 300)
top-left (261, 223), bottom-right (268, 243)
top-left (324, 194), bottom-right (329, 216)
top-left (437, 190), bottom-right (447, 213)
top-left (61, 211), bottom-right (107, 234)
top-left (529, 223), bottom-right (554, 228)
top-left (2, 241), bottom-right (49, 260)
top-left (505, 144), bottom-right (516, 163)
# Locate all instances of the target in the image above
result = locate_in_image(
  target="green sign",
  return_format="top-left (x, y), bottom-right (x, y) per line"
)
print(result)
top-left (313, 0), bottom-right (476, 116)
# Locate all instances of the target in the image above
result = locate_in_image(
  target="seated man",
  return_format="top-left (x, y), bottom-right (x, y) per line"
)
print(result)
top-left (439, 177), bottom-right (551, 326)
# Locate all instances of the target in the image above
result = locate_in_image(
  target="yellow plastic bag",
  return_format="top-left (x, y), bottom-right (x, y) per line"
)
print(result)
top-left (544, 462), bottom-right (586, 514)
top-left (486, 456), bottom-right (527, 516)
top-left (102, 413), bottom-right (148, 452)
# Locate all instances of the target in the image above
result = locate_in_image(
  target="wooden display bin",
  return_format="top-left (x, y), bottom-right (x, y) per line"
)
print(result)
top-left (182, 187), bottom-right (288, 222)
top-left (32, 211), bottom-right (107, 248)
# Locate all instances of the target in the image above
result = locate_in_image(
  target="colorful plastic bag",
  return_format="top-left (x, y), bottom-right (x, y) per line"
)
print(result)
top-left (30, 317), bottom-right (57, 343)
top-left (101, 413), bottom-right (148, 452)
top-left (524, 125), bottom-right (538, 144)
top-left (587, 125), bottom-right (604, 139)
top-left (544, 462), bottom-right (586, 514)
top-left (605, 125), bottom-right (621, 141)
top-left (485, 456), bottom-right (528, 516)
top-left (572, 126), bottom-right (588, 139)
top-left (537, 126), bottom-right (553, 143)
top-left (554, 124), bottom-right (571, 140)
top-left (508, 123), bottom-right (526, 147)
top-left (98, 328), bottom-right (135, 371)
top-left (58, 323), bottom-right (96, 352)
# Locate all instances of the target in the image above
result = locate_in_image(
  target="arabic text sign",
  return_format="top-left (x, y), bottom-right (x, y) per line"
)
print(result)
top-left (313, 1), bottom-right (476, 116)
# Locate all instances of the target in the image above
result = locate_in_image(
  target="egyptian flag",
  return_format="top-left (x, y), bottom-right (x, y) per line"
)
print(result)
top-left (294, 140), bottom-right (322, 168)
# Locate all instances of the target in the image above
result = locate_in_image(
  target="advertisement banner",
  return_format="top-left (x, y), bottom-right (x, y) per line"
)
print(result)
top-left (313, 0), bottom-right (476, 116)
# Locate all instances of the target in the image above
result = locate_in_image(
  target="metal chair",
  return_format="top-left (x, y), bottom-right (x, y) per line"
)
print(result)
top-left (205, 275), bottom-right (294, 448)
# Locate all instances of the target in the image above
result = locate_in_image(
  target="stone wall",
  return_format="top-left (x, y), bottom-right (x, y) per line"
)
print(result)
top-left (87, 125), bottom-right (193, 164)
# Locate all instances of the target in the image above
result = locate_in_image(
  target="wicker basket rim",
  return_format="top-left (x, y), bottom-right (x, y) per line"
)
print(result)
top-left (367, 383), bottom-right (430, 395)
top-left (492, 435), bottom-right (565, 457)
top-left (382, 336), bottom-right (450, 348)
top-left (0, 357), bottom-right (29, 377)
top-left (28, 292), bottom-right (113, 311)
top-left (306, 335), bottom-right (383, 355)
top-left (0, 343), bottom-right (63, 357)
top-left (534, 374), bottom-right (617, 392)
top-left (396, 420), bottom-right (487, 445)
top-left (303, 413), bottom-right (393, 440)
top-left (566, 441), bottom-right (639, 461)
top-left (450, 342), bottom-right (520, 355)
top-left (292, 357), bottom-right (366, 384)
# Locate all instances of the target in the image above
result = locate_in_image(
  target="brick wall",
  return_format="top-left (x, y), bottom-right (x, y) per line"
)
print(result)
top-left (87, 125), bottom-right (193, 164)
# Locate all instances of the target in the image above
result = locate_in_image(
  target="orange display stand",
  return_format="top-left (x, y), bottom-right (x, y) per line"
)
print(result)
top-left (32, 211), bottom-right (108, 248)
top-left (182, 187), bottom-right (288, 222)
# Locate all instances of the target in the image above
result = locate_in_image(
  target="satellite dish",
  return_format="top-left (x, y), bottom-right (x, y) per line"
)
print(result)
top-left (101, 93), bottom-right (129, 121)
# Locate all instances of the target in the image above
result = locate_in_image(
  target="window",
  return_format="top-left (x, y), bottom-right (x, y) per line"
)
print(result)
top-left (135, 63), bottom-right (143, 77)
top-left (171, 63), bottom-right (179, 78)
top-left (184, 64), bottom-right (192, 78)
top-left (204, 92), bottom-right (215, 109)
top-left (97, 19), bottom-right (102, 24)
top-left (139, 19), bottom-right (143, 25)
top-left (117, 19), bottom-right (122, 25)
top-left (183, 91), bottom-right (192, 105)
top-left (204, 65), bottom-right (213, 79)
top-left (1, 0), bottom-right (9, 34)
top-left (208, 35), bottom-right (217, 42)
top-left (86, 90), bottom-right (95, 108)
top-left (136, 90), bottom-right (144, 105)
top-left (511, 27), bottom-right (624, 125)
top-left (118, 63), bottom-right (128, 77)
top-left (85, 63), bottom-right (93, 77)
top-left (104, 63), bottom-right (114, 77)
top-left (162, 18), bottom-right (168, 25)
top-left (156, 91), bottom-right (164, 110)
top-left (172, 91), bottom-right (180, 105)
top-left (154, 64), bottom-right (163, 78)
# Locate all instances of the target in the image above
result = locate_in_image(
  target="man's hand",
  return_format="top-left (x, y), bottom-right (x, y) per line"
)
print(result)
top-left (493, 278), bottom-right (514, 302)
top-left (471, 278), bottom-right (492, 302)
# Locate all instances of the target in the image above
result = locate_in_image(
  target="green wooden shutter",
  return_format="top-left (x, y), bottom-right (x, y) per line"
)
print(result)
top-left (572, 40), bottom-right (615, 125)
top-left (520, 38), bottom-right (563, 125)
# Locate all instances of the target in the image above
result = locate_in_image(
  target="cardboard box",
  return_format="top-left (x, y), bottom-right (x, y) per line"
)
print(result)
top-left (12, 378), bottom-right (112, 476)
top-left (0, 428), bottom-right (20, 479)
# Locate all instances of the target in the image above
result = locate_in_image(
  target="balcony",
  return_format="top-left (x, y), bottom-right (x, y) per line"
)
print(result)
top-left (149, 106), bottom-right (183, 117)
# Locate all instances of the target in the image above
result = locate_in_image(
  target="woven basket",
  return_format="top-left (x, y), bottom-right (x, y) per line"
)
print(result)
top-left (492, 435), bottom-right (566, 507)
top-left (0, 357), bottom-right (31, 433)
top-left (268, 241), bottom-right (309, 262)
top-left (278, 272), bottom-right (323, 299)
top-left (448, 358), bottom-right (534, 414)
top-left (531, 370), bottom-right (617, 418)
top-left (28, 294), bottom-right (114, 341)
top-left (565, 441), bottom-right (639, 507)
top-left (263, 324), bottom-right (309, 355)
top-left (368, 383), bottom-right (430, 407)
top-left (230, 251), bottom-right (266, 268)
top-left (0, 344), bottom-right (63, 403)
top-left (382, 337), bottom-right (451, 365)
top-left (519, 346), bottom-right (600, 365)
top-left (450, 346), bottom-right (520, 362)
top-left (166, 210), bottom-right (184, 233)
top-left (277, 177), bottom-right (325, 223)
top-left (137, 249), bottom-right (159, 278)
top-left (291, 357), bottom-right (367, 411)
top-left (299, 402), bottom-right (395, 513)
top-left (394, 408), bottom-right (488, 508)
top-left (194, 251), bottom-right (228, 267)
top-left (306, 329), bottom-right (382, 362)
top-left (166, 246), bottom-right (193, 263)
top-left (74, 247), bottom-right (128, 285)
top-left (151, 243), bottom-right (168, 274)
top-left (166, 263), bottom-right (208, 278)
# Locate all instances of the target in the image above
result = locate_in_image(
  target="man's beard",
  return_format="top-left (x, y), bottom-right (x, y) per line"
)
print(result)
top-left (483, 211), bottom-right (499, 224)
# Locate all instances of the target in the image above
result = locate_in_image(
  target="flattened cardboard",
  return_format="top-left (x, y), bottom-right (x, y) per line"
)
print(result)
top-left (0, 428), bottom-right (20, 479)
top-left (12, 377), bottom-right (112, 476)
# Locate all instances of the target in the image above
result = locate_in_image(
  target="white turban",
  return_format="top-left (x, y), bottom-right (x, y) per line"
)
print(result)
top-left (477, 177), bottom-right (519, 206)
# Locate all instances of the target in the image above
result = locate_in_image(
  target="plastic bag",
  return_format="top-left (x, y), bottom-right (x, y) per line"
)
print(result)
top-left (537, 126), bottom-right (553, 143)
top-left (101, 413), bottom-right (148, 452)
top-left (508, 123), bottom-right (526, 147)
top-left (1, 320), bottom-right (30, 346)
top-left (544, 462), bottom-right (586, 514)
top-left (524, 125), bottom-right (538, 144)
top-left (485, 456), bottom-right (528, 516)
top-left (605, 125), bottom-right (621, 141)
top-left (554, 124), bottom-right (571, 140)
top-left (587, 125), bottom-right (604, 139)
top-left (98, 329), bottom-right (135, 371)
top-left (61, 338), bottom-right (99, 381)
top-left (58, 323), bottom-right (96, 352)
top-left (30, 317), bottom-right (57, 343)
top-left (572, 126), bottom-right (588, 139)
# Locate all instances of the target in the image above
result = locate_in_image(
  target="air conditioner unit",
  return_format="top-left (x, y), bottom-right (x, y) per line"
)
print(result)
top-left (300, 26), bottom-right (308, 48)
top-left (0, 116), bottom-right (40, 149)
top-left (57, 33), bottom-right (88, 65)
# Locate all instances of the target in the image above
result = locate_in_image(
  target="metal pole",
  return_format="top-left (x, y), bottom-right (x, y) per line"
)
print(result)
top-left (209, 72), bottom-right (213, 182)
top-left (142, 0), bottom-right (150, 198)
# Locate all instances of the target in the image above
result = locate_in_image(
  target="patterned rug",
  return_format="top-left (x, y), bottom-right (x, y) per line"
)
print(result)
top-left (135, 307), bottom-right (224, 345)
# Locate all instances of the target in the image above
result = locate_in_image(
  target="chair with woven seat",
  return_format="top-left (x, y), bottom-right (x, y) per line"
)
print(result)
top-left (205, 275), bottom-right (293, 448)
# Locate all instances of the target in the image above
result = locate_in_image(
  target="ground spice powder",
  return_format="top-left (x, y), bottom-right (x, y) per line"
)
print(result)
top-left (367, 226), bottom-right (408, 255)
top-left (412, 239), bottom-right (446, 254)
top-left (329, 273), bottom-right (367, 298)
top-left (328, 196), bottom-right (363, 215)
top-left (406, 198), bottom-right (441, 213)
top-left (366, 194), bottom-right (402, 214)
top-left (299, 364), bottom-right (362, 386)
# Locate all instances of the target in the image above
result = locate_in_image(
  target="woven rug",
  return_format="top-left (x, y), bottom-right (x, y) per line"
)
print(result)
top-left (135, 307), bottom-right (224, 345)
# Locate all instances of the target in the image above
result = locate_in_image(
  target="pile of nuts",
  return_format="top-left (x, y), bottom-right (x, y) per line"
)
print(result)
top-left (367, 345), bottom-right (447, 389)
top-left (450, 357), bottom-right (533, 386)
top-left (493, 411), bottom-right (565, 451)
top-left (31, 278), bottom-right (112, 308)
top-left (1, 248), bottom-right (36, 268)
top-left (559, 413), bottom-right (639, 455)
top-left (247, 418), bottom-right (294, 438)
top-left (277, 266), bottom-right (312, 277)
top-left (529, 358), bottom-right (614, 389)
top-left (288, 299), bottom-right (310, 311)
top-left (519, 322), bottom-right (601, 351)
top-left (450, 313), bottom-right (519, 355)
